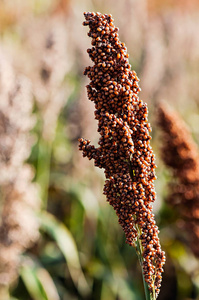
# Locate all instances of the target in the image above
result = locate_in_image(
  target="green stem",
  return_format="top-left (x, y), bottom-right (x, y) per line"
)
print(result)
top-left (129, 158), bottom-right (156, 300)
top-left (135, 235), bottom-right (152, 300)
top-left (36, 137), bottom-right (53, 209)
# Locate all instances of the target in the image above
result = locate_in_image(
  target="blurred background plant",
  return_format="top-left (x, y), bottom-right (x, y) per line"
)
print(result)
top-left (0, 0), bottom-right (199, 299)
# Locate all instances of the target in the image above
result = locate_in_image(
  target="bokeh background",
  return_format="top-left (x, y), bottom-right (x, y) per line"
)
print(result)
top-left (0, 0), bottom-right (199, 299)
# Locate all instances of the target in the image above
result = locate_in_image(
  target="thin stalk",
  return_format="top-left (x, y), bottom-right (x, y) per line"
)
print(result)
top-left (135, 228), bottom-right (155, 300)
top-left (129, 159), bottom-right (156, 300)
top-left (0, 286), bottom-right (9, 300)
top-left (36, 137), bottom-right (52, 209)
top-left (36, 115), bottom-right (53, 209)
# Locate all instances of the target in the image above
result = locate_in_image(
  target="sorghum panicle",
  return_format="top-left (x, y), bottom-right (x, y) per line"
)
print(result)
top-left (79, 12), bottom-right (165, 297)
top-left (25, 14), bottom-right (71, 141)
top-left (158, 103), bottom-right (199, 257)
top-left (0, 52), bottom-right (40, 286)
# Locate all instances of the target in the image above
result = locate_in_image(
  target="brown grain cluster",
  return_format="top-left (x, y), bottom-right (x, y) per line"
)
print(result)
top-left (79, 12), bottom-right (165, 297)
top-left (0, 52), bottom-right (40, 287)
top-left (158, 103), bottom-right (199, 257)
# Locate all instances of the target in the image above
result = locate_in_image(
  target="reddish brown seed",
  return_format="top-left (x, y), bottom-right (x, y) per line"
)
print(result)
top-left (79, 12), bottom-right (165, 298)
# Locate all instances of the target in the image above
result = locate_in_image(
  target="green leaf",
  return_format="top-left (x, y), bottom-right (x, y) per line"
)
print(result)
top-left (20, 255), bottom-right (60, 300)
top-left (38, 211), bottom-right (90, 296)
top-left (20, 260), bottom-right (48, 300)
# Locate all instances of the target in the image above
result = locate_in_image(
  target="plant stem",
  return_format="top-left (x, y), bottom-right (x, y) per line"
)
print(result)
top-left (0, 286), bottom-right (9, 300)
top-left (36, 136), bottom-right (53, 209)
top-left (135, 233), bottom-right (153, 300)
top-left (129, 159), bottom-right (156, 300)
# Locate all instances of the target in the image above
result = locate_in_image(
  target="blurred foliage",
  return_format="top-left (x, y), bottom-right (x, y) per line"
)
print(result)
top-left (0, 0), bottom-right (199, 299)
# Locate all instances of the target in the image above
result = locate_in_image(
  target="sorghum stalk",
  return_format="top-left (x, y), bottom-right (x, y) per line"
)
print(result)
top-left (79, 12), bottom-right (165, 299)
